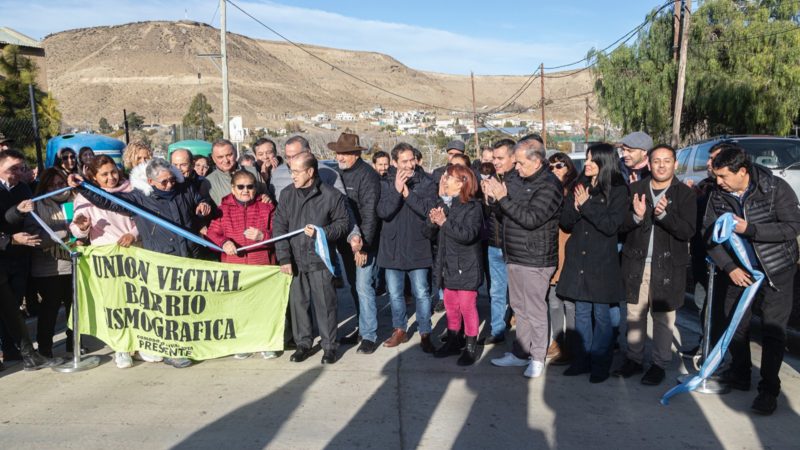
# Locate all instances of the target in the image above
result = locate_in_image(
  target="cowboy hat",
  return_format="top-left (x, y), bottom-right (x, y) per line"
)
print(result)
top-left (327, 132), bottom-right (367, 153)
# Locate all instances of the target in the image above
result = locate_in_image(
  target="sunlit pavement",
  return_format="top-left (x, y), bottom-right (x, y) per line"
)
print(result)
top-left (1, 286), bottom-right (798, 450)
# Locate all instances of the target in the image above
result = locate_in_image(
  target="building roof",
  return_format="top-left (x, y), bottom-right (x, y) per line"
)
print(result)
top-left (0, 27), bottom-right (42, 49)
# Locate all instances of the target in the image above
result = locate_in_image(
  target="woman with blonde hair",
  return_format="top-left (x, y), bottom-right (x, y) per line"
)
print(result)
top-left (122, 140), bottom-right (153, 172)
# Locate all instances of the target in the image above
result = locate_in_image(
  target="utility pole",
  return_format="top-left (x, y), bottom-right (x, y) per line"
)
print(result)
top-left (585, 97), bottom-right (590, 145)
top-left (540, 63), bottom-right (546, 148)
top-left (220, 0), bottom-right (230, 140)
top-left (471, 72), bottom-right (480, 156)
top-left (672, 0), bottom-right (681, 62)
top-left (28, 84), bottom-right (43, 173)
top-left (671, 0), bottom-right (691, 147)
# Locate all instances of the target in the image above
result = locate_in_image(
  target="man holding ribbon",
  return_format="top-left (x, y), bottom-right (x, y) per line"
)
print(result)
top-left (703, 144), bottom-right (800, 415)
top-left (273, 152), bottom-right (349, 365)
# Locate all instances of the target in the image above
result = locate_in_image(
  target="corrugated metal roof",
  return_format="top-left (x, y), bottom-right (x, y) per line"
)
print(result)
top-left (0, 27), bottom-right (42, 49)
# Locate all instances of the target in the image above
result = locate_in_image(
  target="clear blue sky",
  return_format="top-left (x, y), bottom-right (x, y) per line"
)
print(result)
top-left (6, 0), bottom-right (667, 75)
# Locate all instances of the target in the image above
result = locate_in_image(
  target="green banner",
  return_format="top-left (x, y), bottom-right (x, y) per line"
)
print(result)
top-left (75, 245), bottom-right (291, 360)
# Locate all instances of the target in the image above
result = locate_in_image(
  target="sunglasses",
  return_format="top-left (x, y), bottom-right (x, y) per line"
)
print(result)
top-left (62, 154), bottom-right (76, 160)
top-left (157, 177), bottom-right (177, 187)
top-left (550, 162), bottom-right (566, 170)
top-left (235, 184), bottom-right (255, 190)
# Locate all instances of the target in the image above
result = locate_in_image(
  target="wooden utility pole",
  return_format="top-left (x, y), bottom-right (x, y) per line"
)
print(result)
top-left (540, 63), bottom-right (546, 148)
top-left (220, 0), bottom-right (230, 139)
top-left (671, 0), bottom-right (691, 147)
top-left (585, 97), bottom-right (590, 145)
top-left (672, 0), bottom-right (681, 62)
top-left (471, 72), bottom-right (480, 155)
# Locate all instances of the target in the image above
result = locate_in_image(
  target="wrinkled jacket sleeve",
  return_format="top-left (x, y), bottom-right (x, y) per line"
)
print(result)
top-left (377, 179), bottom-right (404, 221)
top-left (444, 202), bottom-right (482, 245)
top-left (322, 193), bottom-right (349, 243)
top-left (358, 170), bottom-right (381, 250)
top-left (498, 182), bottom-right (562, 231)
top-left (579, 185), bottom-right (629, 237)
top-left (273, 201), bottom-right (292, 266)
top-left (405, 180), bottom-right (438, 219)
top-left (559, 192), bottom-right (581, 232)
top-left (743, 180), bottom-right (800, 243)
top-left (655, 186), bottom-right (696, 241)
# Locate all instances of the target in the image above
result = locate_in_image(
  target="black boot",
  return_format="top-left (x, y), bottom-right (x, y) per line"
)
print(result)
top-left (434, 330), bottom-right (462, 358)
top-left (22, 348), bottom-right (62, 371)
top-left (457, 336), bottom-right (477, 366)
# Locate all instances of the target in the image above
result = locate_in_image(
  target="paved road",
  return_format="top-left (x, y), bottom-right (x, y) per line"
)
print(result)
top-left (1, 286), bottom-right (798, 449)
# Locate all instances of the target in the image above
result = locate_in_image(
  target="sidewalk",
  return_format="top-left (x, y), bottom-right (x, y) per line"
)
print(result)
top-left (1, 289), bottom-right (798, 449)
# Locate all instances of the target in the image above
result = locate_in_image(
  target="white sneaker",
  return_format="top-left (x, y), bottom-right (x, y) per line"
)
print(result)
top-left (114, 352), bottom-right (132, 369)
top-left (134, 352), bottom-right (163, 363)
top-left (491, 352), bottom-right (530, 367)
top-left (261, 351), bottom-right (279, 360)
top-left (234, 353), bottom-right (252, 360)
top-left (524, 360), bottom-right (544, 378)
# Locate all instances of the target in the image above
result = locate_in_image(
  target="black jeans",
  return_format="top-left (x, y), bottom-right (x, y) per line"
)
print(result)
top-left (720, 265), bottom-right (795, 396)
top-left (34, 275), bottom-right (73, 357)
top-left (290, 270), bottom-right (338, 351)
top-left (0, 271), bottom-right (34, 356)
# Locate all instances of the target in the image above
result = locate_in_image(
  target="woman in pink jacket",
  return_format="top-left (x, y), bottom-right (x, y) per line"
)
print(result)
top-left (69, 155), bottom-right (139, 369)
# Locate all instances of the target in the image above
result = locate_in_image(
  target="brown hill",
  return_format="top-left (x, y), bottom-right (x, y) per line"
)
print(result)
top-left (43, 21), bottom-right (597, 128)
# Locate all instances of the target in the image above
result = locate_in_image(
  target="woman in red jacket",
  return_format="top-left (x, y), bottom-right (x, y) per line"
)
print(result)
top-left (207, 170), bottom-right (277, 360)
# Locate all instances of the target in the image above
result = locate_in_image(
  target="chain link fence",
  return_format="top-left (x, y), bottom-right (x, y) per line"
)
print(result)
top-left (0, 116), bottom-right (42, 164)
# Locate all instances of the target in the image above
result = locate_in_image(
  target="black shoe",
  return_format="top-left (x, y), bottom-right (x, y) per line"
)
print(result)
top-left (22, 351), bottom-right (62, 371)
top-left (290, 346), bottom-right (311, 362)
top-left (719, 370), bottom-right (751, 391)
top-left (590, 372), bottom-right (610, 383)
top-left (434, 331), bottom-right (462, 358)
top-left (751, 392), bottom-right (778, 415)
top-left (433, 299), bottom-right (445, 313)
top-left (0, 360), bottom-right (4, 371)
top-left (357, 340), bottom-right (378, 354)
top-left (612, 359), bottom-right (644, 378)
top-left (457, 337), bottom-right (477, 366)
top-left (563, 365), bottom-right (591, 376)
top-left (478, 334), bottom-right (505, 346)
top-left (339, 330), bottom-right (360, 345)
top-left (321, 350), bottom-right (337, 364)
top-left (641, 365), bottom-right (666, 385)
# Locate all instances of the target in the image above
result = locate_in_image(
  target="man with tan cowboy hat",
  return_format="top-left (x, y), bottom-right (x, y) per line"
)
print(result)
top-left (329, 132), bottom-right (383, 354)
top-left (0, 133), bottom-right (14, 152)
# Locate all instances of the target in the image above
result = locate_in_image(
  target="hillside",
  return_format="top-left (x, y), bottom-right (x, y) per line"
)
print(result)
top-left (43, 21), bottom-right (597, 128)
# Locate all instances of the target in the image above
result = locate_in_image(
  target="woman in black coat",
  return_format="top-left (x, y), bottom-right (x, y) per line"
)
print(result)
top-left (425, 165), bottom-right (484, 366)
top-left (557, 143), bottom-right (629, 383)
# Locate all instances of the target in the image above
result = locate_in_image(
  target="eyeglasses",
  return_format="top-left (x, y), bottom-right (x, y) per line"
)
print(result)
top-left (62, 154), bottom-right (76, 160)
top-left (550, 162), bottom-right (566, 170)
top-left (235, 184), bottom-right (255, 190)
top-left (156, 177), bottom-right (177, 187)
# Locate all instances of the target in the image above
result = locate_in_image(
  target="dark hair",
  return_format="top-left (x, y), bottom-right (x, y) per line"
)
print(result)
top-left (84, 155), bottom-right (121, 182)
top-left (295, 152), bottom-right (318, 175)
top-left (413, 147), bottom-right (423, 162)
top-left (372, 151), bottom-right (390, 164)
top-left (195, 155), bottom-right (210, 166)
top-left (231, 170), bottom-right (256, 185)
top-left (446, 164), bottom-right (478, 203)
top-left (212, 139), bottom-right (235, 151)
top-left (78, 146), bottom-right (94, 166)
top-left (585, 143), bottom-right (625, 197)
top-left (479, 162), bottom-right (496, 177)
top-left (285, 135), bottom-right (311, 153)
top-left (391, 143), bottom-right (415, 161)
top-left (709, 141), bottom-right (738, 155)
top-left (55, 147), bottom-right (78, 173)
top-left (238, 154), bottom-right (256, 165)
top-left (253, 138), bottom-right (277, 152)
top-left (518, 133), bottom-right (544, 145)
top-left (711, 146), bottom-right (751, 174)
top-left (0, 149), bottom-right (25, 164)
top-left (35, 168), bottom-right (68, 196)
top-left (492, 138), bottom-right (517, 150)
top-left (450, 153), bottom-right (471, 167)
top-left (648, 144), bottom-right (676, 159)
top-left (548, 152), bottom-right (578, 193)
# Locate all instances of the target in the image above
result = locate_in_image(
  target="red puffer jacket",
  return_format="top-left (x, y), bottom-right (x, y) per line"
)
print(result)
top-left (207, 194), bottom-right (276, 265)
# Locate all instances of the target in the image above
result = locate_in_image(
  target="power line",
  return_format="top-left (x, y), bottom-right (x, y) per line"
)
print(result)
top-left (543, 65), bottom-right (595, 79)
top-left (224, 0), bottom-right (473, 114)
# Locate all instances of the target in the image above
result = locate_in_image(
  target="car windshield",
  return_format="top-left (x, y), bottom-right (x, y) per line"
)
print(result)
top-left (734, 139), bottom-right (800, 170)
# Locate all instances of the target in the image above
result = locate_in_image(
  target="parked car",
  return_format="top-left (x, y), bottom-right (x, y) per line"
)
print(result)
top-left (568, 151), bottom-right (586, 174)
top-left (676, 136), bottom-right (800, 199)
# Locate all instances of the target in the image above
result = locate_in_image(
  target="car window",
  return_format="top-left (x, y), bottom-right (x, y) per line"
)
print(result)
top-left (693, 142), bottom-right (714, 172)
top-left (676, 148), bottom-right (691, 175)
top-left (734, 139), bottom-right (800, 170)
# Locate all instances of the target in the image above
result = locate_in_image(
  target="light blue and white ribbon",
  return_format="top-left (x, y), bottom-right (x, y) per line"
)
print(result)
top-left (80, 181), bottom-right (224, 252)
top-left (28, 210), bottom-right (74, 255)
top-left (313, 225), bottom-right (335, 275)
top-left (661, 213), bottom-right (765, 405)
top-left (236, 228), bottom-right (305, 252)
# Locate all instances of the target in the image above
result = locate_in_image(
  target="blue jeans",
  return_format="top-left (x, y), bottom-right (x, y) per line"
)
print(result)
top-left (355, 254), bottom-right (379, 342)
top-left (487, 246), bottom-right (508, 337)
top-left (574, 301), bottom-right (613, 374)
top-left (385, 268), bottom-right (431, 335)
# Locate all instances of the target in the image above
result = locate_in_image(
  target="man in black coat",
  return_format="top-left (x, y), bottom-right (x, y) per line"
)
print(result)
top-left (484, 137), bottom-right (563, 378)
top-left (619, 131), bottom-right (653, 184)
top-left (703, 145), bottom-right (800, 415)
top-left (614, 145), bottom-right (696, 385)
top-left (274, 153), bottom-right (349, 364)
top-left (430, 140), bottom-right (467, 184)
top-left (378, 143), bottom-right (438, 352)
top-left (330, 133), bottom-right (382, 354)
top-left (0, 150), bottom-right (61, 371)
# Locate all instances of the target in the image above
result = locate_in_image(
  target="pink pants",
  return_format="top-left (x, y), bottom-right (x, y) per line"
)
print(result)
top-left (443, 288), bottom-right (479, 337)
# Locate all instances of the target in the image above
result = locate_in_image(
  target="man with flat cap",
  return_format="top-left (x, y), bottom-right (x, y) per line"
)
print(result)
top-left (431, 140), bottom-right (467, 184)
top-left (330, 133), bottom-right (382, 354)
top-left (619, 131), bottom-right (654, 184)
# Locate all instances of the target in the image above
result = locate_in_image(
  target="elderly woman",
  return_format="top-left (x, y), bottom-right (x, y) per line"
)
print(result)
top-left (122, 140), bottom-right (153, 172)
top-left (54, 148), bottom-right (78, 177)
top-left (425, 165), bottom-right (483, 366)
top-left (67, 158), bottom-right (212, 369)
top-left (207, 170), bottom-right (276, 360)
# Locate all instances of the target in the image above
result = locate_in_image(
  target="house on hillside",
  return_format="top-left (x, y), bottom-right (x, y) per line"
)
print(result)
top-left (0, 27), bottom-right (47, 89)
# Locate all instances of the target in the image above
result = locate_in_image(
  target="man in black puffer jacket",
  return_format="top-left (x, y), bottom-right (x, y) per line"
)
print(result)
top-left (274, 153), bottom-right (349, 365)
top-left (484, 137), bottom-right (563, 378)
top-left (703, 145), bottom-right (800, 415)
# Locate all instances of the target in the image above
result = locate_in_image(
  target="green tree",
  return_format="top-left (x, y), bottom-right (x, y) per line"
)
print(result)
top-left (98, 117), bottom-right (113, 133)
top-left (126, 111), bottom-right (145, 130)
top-left (182, 93), bottom-right (221, 141)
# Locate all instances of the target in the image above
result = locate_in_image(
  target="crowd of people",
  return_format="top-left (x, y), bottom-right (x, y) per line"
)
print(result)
top-left (0, 128), bottom-right (797, 416)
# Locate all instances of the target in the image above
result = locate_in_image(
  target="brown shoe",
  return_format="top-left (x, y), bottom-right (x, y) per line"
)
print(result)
top-left (546, 341), bottom-right (561, 359)
top-left (384, 328), bottom-right (408, 347)
top-left (420, 333), bottom-right (434, 354)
